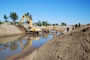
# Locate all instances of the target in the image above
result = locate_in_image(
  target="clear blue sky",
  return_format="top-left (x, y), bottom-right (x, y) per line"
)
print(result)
top-left (0, 0), bottom-right (90, 25)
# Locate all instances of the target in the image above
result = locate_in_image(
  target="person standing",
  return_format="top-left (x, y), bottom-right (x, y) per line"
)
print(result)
top-left (67, 27), bottom-right (69, 32)
top-left (79, 23), bottom-right (81, 27)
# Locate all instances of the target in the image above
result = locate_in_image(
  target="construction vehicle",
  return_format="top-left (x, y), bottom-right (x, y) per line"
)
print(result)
top-left (42, 26), bottom-right (50, 33)
top-left (20, 14), bottom-right (41, 34)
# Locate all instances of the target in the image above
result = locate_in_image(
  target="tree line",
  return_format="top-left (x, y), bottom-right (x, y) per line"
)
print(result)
top-left (4, 12), bottom-right (18, 23)
top-left (35, 21), bottom-right (67, 26)
top-left (0, 12), bottom-right (67, 26)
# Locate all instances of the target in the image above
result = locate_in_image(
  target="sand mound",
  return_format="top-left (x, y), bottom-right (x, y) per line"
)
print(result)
top-left (0, 24), bottom-right (22, 36)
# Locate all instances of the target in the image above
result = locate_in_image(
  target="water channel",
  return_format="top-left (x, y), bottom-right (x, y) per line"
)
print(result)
top-left (0, 33), bottom-right (53, 60)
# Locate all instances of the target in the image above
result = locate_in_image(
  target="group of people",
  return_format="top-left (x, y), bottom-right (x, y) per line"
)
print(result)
top-left (76, 23), bottom-right (81, 28)
top-left (66, 23), bottom-right (81, 32)
top-left (73, 23), bottom-right (81, 30)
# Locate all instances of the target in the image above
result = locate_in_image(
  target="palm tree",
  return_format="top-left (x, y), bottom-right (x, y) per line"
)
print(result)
top-left (25, 12), bottom-right (32, 20)
top-left (4, 14), bottom-right (8, 22)
top-left (10, 12), bottom-right (18, 23)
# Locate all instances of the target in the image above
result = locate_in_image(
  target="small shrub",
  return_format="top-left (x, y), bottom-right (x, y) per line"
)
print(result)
top-left (0, 22), bottom-right (3, 25)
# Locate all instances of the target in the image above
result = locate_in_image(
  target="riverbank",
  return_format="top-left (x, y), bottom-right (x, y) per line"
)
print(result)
top-left (0, 24), bottom-right (62, 37)
top-left (0, 24), bottom-right (24, 37)
top-left (13, 25), bottom-right (90, 60)
top-left (0, 24), bottom-right (72, 37)
top-left (32, 25), bottom-right (90, 60)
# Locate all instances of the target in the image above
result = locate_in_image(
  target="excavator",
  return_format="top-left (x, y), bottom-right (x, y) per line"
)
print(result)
top-left (20, 14), bottom-right (41, 34)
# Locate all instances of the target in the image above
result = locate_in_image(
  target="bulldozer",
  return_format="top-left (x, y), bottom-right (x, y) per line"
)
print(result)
top-left (20, 14), bottom-right (41, 34)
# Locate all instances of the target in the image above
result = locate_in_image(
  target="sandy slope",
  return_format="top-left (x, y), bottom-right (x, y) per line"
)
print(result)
top-left (0, 24), bottom-right (23, 37)
top-left (32, 25), bottom-right (90, 60)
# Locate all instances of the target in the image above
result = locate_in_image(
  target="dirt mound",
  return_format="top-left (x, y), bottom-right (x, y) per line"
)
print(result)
top-left (32, 25), bottom-right (90, 60)
top-left (0, 24), bottom-right (23, 36)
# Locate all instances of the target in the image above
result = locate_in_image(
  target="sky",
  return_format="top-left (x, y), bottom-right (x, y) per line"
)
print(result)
top-left (0, 0), bottom-right (90, 25)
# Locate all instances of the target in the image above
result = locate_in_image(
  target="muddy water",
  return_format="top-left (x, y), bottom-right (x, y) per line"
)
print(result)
top-left (0, 33), bottom-right (53, 60)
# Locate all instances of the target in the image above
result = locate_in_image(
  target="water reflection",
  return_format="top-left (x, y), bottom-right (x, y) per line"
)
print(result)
top-left (42, 32), bottom-right (49, 38)
top-left (0, 33), bottom-right (53, 60)
top-left (10, 42), bottom-right (18, 51)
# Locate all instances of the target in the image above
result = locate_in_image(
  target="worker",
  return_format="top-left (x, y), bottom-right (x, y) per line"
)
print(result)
top-left (75, 24), bottom-right (77, 28)
top-left (67, 27), bottom-right (69, 32)
top-left (72, 27), bottom-right (74, 30)
top-left (79, 23), bottom-right (81, 27)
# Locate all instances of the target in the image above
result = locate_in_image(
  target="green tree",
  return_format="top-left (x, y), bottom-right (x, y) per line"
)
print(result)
top-left (10, 12), bottom-right (18, 23)
top-left (61, 22), bottom-right (67, 26)
top-left (25, 12), bottom-right (32, 20)
top-left (52, 24), bottom-right (56, 26)
top-left (42, 21), bottom-right (49, 26)
top-left (36, 21), bottom-right (42, 26)
top-left (4, 14), bottom-right (8, 22)
top-left (55, 24), bottom-right (59, 26)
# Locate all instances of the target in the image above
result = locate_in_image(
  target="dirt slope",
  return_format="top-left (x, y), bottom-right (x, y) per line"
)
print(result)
top-left (0, 24), bottom-right (23, 36)
top-left (32, 25), bottom-right (90, 60)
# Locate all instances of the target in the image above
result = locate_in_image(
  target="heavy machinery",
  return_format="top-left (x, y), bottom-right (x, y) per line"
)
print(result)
top-left (20, 14), bottom-right (41, 34)
top-left (42, 26), bottom-right (50, 33)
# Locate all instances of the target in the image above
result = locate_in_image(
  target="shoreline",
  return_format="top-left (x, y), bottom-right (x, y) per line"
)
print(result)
top-left (0, 33), bottom-right (24, 38)
top-left (32, 25), bottom-right (90, 60)
top-left (7, 33), bottom-right (54, 60)
top-left (10, 25), bottom-right (90, 60)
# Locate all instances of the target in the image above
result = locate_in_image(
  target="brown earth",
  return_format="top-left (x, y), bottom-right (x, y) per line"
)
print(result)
top-left (31, 25), bottom-right (90, 60)
top-left (0, 24), bottom-right (24, 37)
